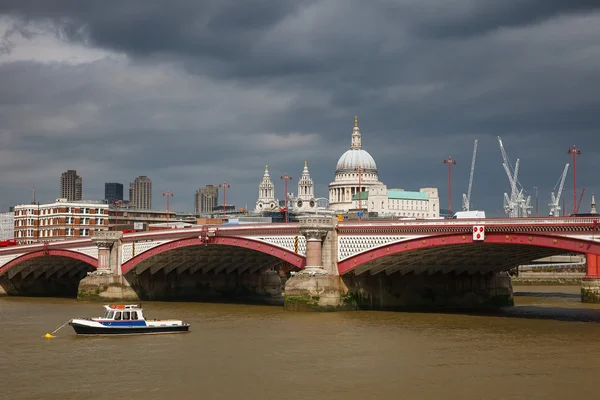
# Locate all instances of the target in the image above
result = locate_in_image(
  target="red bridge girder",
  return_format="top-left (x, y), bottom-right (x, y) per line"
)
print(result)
top-left (337, 232), bottom-right (600, 275)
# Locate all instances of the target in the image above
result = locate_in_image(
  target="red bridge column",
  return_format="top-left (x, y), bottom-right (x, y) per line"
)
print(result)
top-left (582, 253), bottom-right (600, 303)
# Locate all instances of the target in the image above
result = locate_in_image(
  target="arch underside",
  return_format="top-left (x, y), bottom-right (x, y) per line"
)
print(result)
top-left (345, 243), bottom-right (569, 276)
top-left (125, 245), bottom-right (293, 276)
top-left (1, 255), bottom-right (95, 281)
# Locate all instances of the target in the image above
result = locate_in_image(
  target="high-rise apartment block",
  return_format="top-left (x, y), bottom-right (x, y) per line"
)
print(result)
top-left (60, 170), bottom-right (82, 201)
top-left (195, 185), bottom-right (219, 214)
top-left (129, 176), bottom-right (152, 210)
top-left (105, 182), bottom-right (124, 204)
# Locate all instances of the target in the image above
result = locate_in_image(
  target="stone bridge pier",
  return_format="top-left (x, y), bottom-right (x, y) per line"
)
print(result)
top-left (78, 231), bottom-right (139, 301)
top-left (284, 216), bottom-right (355, 311)
top-left (582, 254), bottom-right (600, 303)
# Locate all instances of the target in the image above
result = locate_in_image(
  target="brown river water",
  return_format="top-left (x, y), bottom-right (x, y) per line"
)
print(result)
top-left (1, 285), bottom-right (600, 400)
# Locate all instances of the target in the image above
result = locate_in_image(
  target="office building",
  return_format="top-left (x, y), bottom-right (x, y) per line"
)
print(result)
top-left (195, 185), bottom-right (219, 214)
top-left (129, 176), bottom-right (152, 210)
top-left (60, 170), bottom-right (83, 201)
top-left (105, 182), bottom-right (124, 204)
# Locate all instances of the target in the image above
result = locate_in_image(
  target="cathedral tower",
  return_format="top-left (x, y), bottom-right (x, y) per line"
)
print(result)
top-left (255, 165), bottom-right (278, 212)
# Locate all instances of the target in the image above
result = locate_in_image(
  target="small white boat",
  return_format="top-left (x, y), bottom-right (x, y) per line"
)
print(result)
top-left (69, 304), bottom-right (190, 335)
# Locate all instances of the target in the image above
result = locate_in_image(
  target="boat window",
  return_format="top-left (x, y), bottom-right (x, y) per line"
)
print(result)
top-left (122, 311), bottom-right (130, 320)
top-left (114, 312), bottom-right (121, 320)
top-left (107, 311), bottom-right (114, 319)
top-left (131, 311), bottom-right (138, 320)
top-left (103, 310), bottom-right (109, 318)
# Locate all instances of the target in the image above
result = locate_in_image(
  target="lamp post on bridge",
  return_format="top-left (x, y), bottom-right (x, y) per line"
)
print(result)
top-left (534, 186), bottom-right (539, 217)
top-left (442, 156), bottom-right (457, 216)
top-left (162, 192), bottom-right (174, 229)
top-left (112, 200), bottom-right (122, 231)
top-left (218, 182), bottom-right (231, 218)
top-left (280, 174), bottom-right (293, 223)
top-left (354, 166), bottom-right (366, 220)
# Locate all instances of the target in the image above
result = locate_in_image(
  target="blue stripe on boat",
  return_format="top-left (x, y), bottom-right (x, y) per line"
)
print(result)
top-left (100, 321), bottom-right (147, 327)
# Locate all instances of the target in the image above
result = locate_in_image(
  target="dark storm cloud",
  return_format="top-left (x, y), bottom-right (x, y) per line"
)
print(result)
top-left (407, 0), bottom-right (600, 38)
top-left (1, 0), bottom-right (600, 215)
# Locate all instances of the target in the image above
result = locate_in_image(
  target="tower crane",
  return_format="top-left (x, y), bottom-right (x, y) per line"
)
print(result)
top-left (549, 163), bottom-right (569, 217)
top-left (462, 139), bottom-right (478, 211)
top-left (498, 136), bottom-right (532, 217)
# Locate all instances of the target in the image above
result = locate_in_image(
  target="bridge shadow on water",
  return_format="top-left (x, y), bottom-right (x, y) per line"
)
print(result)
top-left (465, 306), bottom-right (600, 324)
top-left (417, 289), bottom-right (600, 324)
top-left (391, 305), bottom-right (600, 324)
top-left (513, 291), bottom-right (580, 299)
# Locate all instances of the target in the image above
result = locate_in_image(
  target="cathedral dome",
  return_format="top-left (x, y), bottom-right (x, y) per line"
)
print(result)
top-left (334, 115), bottom-right (378, 174)
top-left (335, 148), bottom-right (377, 173)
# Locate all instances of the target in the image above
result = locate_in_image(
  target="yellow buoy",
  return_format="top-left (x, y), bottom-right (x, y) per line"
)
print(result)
top-left (44, 333), bottom-right (54, 339)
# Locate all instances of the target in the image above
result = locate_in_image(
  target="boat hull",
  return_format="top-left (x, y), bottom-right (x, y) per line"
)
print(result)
top-left (69, 322), bottom-right (190, 335)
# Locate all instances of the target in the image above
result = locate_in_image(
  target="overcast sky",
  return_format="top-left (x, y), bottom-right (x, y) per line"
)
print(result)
top-left (1, 1), bottom-right (599, 216)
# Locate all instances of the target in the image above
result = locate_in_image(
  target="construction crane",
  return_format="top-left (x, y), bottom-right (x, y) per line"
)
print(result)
top-left (498, 136), bottom-right (532, 217)
top-left (499, 136), bottom-right (520, 217)
top-left (549, 163), bottom-right (569, 216)
top-left (462, 139), bottom-right (478, 211)
top-left (576, 188), bottom-right (586, 214)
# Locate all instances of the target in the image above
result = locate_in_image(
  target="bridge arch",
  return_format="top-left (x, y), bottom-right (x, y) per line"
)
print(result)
top-left (121, 236), bottom-right (306, 275)
top-left (338, 232), bottom-right (599, 276)
top-left (0, 249), bottom-right (98, 297)
top-left (0, 249), bottom-right (98, 277)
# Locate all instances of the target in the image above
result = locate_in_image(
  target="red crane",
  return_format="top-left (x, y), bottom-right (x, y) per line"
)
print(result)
top-left (354, 166), bottom-right (366, 220)
top-left (162, 192), bottom-right (174, 228)
top-left (280, 174), bottom-right (293, 223)
top-left (576, 188), bottom-right (586, 214)
top-left (218, 182), bottom-right (231, 218)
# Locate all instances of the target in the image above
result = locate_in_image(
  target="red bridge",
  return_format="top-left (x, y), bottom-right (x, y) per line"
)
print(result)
top-left (1, 216), bottom-right (599, 309)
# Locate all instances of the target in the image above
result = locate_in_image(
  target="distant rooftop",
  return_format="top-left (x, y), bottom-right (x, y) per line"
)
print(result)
top-left (352, 190), bottom-right (429, 201)
top-left (387, 189), bottom-right (428, 201)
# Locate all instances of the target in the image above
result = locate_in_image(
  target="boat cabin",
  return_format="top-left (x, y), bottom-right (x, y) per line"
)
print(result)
top-left (99, 304), bottom-right (145, 321)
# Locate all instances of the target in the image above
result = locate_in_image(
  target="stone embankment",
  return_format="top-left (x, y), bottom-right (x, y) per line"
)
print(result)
top-left (512, 272), bottom-right (585, 285)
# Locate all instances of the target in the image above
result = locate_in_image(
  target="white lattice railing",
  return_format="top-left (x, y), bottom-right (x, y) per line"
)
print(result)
top-left (339, 217), bottom-right (600, 228)
top-left (338, 235), bottom-right (422, 261)
top-left (70, 247), bottom-right (99, 260)
top-left (0, 253), bottom-right (21, 269)
top-left (121, 240), bottom-right (168, 264)
top-left (248, 236), bottom-right (307, 256)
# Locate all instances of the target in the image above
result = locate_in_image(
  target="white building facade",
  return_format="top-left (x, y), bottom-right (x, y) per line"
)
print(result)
top-left (13, 199), bottom-right (109, 244)
top-left (0, 212), bottom-right (14, 240)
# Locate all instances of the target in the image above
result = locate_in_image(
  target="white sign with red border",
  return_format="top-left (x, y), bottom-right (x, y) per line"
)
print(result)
top-left (472, 225), bottom-right (485, 241)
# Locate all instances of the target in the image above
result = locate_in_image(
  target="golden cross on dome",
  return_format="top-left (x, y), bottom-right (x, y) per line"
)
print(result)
top-left (354, 115), bottom-right (359, 128)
